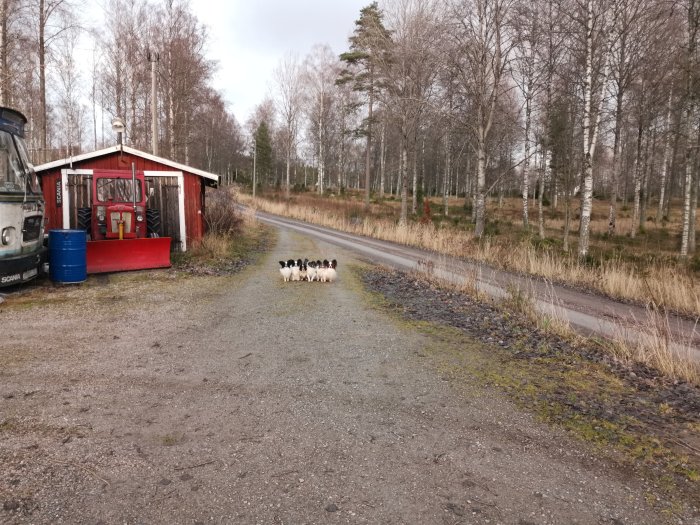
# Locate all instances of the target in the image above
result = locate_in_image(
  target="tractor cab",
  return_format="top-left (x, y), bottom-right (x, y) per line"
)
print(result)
top-left (91, 173), bottom-right (146, 240)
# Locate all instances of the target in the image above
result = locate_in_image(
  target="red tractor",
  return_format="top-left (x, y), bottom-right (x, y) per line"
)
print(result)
top-left (78, 169), bottom-right (171, 273)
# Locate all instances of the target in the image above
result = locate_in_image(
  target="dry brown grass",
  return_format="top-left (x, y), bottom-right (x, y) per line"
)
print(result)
top-left (240, 193), bottom-right (700, 317)
top-left (189, 233), bottom-right (232, 260)
top-left (608, 308), bottom-right (700, 385)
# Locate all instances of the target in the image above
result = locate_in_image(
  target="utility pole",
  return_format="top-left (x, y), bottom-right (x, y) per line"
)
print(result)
top-left (252, 136), bottom-right (257, 198)
top-left (147, 47), bottom-right (160, 156)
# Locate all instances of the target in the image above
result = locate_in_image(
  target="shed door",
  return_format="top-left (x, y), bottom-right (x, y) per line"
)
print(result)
top-left (65, 173), bottom-right (91, 229)
top-left (145, 176), bottom-right (183, 251)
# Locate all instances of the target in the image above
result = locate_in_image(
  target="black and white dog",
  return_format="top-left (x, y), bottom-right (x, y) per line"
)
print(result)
top-left (279, 257), bottom-right (338, 282)
top-left (279, 260), bottom-right (292, 282)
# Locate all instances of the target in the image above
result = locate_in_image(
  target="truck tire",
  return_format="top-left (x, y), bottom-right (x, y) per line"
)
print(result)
top-left (146, 209), bottom-right (161, 237)
top-left (77, 207), bottom-right (91, 233)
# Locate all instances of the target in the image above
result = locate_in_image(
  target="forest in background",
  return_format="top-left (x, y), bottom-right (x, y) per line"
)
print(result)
top-left (0, 0), bottom-right (243, 177)
top-left (251, 0), bottom-right (700, 260)
top-left (1, 0), bottom-right (699, 260)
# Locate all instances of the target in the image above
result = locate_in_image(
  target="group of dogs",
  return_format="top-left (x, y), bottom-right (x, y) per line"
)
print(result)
top-left (279, 258), bottom-right (338, 283)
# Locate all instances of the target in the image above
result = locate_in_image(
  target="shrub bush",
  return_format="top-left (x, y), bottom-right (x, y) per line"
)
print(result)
top-left (205, 188), bottom-right (242, 237)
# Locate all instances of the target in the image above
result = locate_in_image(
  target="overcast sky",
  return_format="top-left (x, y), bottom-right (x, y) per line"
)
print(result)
top-left (190, 0), bottom-right (368, 124)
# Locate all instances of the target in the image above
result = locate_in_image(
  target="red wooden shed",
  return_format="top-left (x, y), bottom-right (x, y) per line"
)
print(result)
top-left (35, 145), bottom-right (219, 252)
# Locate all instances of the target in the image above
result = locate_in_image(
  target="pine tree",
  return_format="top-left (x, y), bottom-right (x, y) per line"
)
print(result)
top-left (255, 121), bottom-right (273, 184)
top-left (338, 2), bottom-right (391, 209)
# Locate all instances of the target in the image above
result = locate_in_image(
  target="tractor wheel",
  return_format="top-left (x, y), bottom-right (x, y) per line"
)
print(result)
top-left (146, 209), bottom-right (162, 237)
top-left (77, 207), bottom-right (91, 233)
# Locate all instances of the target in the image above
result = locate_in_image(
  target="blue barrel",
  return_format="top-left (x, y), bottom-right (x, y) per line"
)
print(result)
top-left (49, 229), bottom-right (87, 283)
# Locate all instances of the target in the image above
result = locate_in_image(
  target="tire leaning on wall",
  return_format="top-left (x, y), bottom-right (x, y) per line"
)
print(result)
top-left (146, 208), bottom-right (161, 238)
top-left (77, 207), bottom-right (91, 234)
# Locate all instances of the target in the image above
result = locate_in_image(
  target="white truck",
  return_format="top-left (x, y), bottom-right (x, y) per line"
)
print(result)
top-left (0, 107), bottom-right (46, 287)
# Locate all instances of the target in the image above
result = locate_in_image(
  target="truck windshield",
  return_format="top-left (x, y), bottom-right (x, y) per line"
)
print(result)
top-left (0, 129), bottom-right (38, 194)
top-left (96, 178), bottom-right (142, 203)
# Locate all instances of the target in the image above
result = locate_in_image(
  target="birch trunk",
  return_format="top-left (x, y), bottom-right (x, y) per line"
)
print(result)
top-left (578, 0), bottom-right (610, 259)
top-left (411, 135), bottom-right (418, 214)
top-left (318, 108), bottom-right (325, 195)
top-left (444, 130), bottom-right (451, 217)
top-left (690, 167), bottom-right (699, 253)
top-left (472, 0), bottom-right (503, 238)
top-left (681, 142), bottom-right (694, 256)
top-left (399, 131), bottom-right (409, 225)
top-left (538, 143), bottom-right (546, 239)
top-left (656, 92), bottom-right (673, 224)
top-left (563, 188), bottom-right (571, 252)
top-left (578, 0), bottom-right (596, 258)
top-left (640, 130), bottom-right (655, 231)
top-left (631, 123), bottom-right (644, 238)
top-left (681, 0), bottom-right (698, 257)
top-left (285, 146), bottom-right (291, 200)
top-left (379, 122), bottom-right (386, 198)
top-left (364, 82), bottom-right (373, 209)
top-left (608, 83), bottom-right (625, 233)
top-left (664, 126), bottom-right (682, 219)
top-left (522, 88), bottom-right (532, 229)
top-left (474, 133), bottom-right (487, 237)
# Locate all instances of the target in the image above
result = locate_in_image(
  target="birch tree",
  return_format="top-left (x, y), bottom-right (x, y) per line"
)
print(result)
top-left (152, 0), bottom-right (212, 162)
top-left (680, 0), bottom-right (700, 257)
top-left (607, 0), bottom-right (675, 235)
top-left (512, 0), bottom-right (546, 230)
top-left (577, 0), bottom-right (614, 259)
top-left (53, 24), bottom-right (82, 156)
top-left (378, 0), bottom-right (442, 222)
top-left (303, 44), bottom-right (339, 195)
top-left (0, 0), bottom-right (10, 104)
top-left (451, 0), bottom-right (513, 238)
top-left (273, 53), bottom-right (303, 199)
top-left (35, 0), bottom-right (77, 161)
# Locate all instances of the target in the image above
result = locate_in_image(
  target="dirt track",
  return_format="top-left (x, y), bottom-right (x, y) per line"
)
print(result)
top-left (0, 228), bottom-right (696, 524)
top-left (252, 210), bottom-right (700, 355)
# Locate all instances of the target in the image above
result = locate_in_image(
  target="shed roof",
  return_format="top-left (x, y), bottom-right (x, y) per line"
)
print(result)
top-left (34, 145), bottom-right (219, 184)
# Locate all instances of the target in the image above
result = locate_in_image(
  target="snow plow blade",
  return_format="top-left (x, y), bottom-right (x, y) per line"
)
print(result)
top-left (86, 238), bottom-right (172, 274)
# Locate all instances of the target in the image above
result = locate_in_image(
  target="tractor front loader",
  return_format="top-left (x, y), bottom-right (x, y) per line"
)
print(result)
top-left (77, 168), bottom-right (171, 274)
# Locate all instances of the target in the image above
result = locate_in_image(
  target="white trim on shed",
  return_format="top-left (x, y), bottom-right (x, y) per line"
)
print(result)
top-left (35, 145), bottom-right (219, 184)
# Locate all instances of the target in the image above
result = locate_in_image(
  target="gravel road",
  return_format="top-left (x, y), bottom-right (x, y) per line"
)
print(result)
top-left (1, 227), bottom-right (695, 524)
top-left (252, 210), bottom-right (700, 356)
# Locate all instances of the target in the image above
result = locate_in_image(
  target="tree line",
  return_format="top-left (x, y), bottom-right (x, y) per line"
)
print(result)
top-left (0, 0), bottom-right (244, 177)
top-left (253, 0), bottom-right (699, 259)
top-left (1, 0), bottom-right (698, 259)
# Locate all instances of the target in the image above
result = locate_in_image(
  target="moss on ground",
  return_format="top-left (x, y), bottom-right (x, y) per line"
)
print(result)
top-left (355, 265), bottom-right (700, 507)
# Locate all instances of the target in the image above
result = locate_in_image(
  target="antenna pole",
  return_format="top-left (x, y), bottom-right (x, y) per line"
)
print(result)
top-left (147, 48), bottom-right (159, 156)
top-left (253, 135), bottom-right (257, 198)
